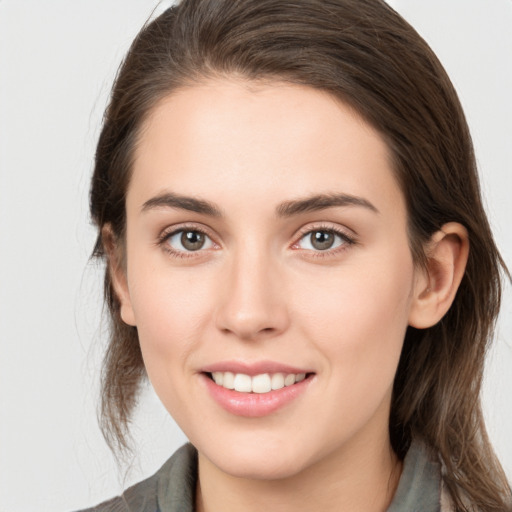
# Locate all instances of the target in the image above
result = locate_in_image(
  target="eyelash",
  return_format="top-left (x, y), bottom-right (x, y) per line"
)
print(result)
top-left (292, 224), bottom-right (356, 258)
top-left (157, 223), bottom-right (217, 259)
top-left (157, 223), bottom-right (356, 260)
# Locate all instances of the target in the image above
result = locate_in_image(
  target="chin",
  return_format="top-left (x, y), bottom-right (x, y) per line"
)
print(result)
top-left (195, 431), bottom-right (319, 481)
top-left (213, 452), bottom-right (308, 481)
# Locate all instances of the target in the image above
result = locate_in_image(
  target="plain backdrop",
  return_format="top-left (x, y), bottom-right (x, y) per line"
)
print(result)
top-left (0, 1), bottom-right (511, 511)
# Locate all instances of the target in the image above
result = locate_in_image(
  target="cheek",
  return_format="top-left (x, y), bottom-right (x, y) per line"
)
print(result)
top-left (295, 248), bottom-right (414, 389)
top-left (125, 256), bottom-right (215, 389)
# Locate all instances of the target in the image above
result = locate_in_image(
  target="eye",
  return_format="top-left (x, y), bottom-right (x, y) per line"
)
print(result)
top-left (295, 228), bottom-right (353, 252)
top-left (165, 229), bottom-right (215, 253)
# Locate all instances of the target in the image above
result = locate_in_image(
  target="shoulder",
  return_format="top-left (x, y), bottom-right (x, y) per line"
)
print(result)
top-left (75, 443), bottom-right (198, 512)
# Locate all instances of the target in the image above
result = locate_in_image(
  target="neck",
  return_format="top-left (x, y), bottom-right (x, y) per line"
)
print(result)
top-left (195, 434), bottom-right (402, 512)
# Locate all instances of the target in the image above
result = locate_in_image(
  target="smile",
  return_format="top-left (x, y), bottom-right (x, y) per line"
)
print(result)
top-left (209, 371), bottom-right (307, 393)
top-left (201, 368), bottom-right (315, 417)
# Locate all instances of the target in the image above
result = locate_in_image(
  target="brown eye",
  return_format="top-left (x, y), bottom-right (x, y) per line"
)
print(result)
top-left (165, 229), bottom-right (214, 253)
top-left (310, 231), bottom-right (335, 250)
top-left (296, 228), bottom-right (352, 253)
top-left (181, 231), bottom-right (205, 251)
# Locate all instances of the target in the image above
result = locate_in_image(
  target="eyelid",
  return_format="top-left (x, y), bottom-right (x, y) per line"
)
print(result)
top-left (156, 221), bottom-right (356, 260)
top-left (157, 223), bottom-right (220, 257)
top-left (158, 222), bottom-right (218, 241)
top-left (291, 223), bottom-right (357, 255)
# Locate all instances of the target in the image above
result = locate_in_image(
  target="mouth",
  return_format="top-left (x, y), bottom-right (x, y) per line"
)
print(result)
top-left (200, 362), bottom-right (315, 416)
top-left (205, 371), bottom-right (313, 394)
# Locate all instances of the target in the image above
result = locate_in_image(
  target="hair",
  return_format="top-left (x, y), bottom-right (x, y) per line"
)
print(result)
top-left (90, 0), bottom-right (511, 509)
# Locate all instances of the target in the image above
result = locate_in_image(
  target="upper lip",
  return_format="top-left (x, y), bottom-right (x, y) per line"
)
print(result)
top-left (201, 360), bottom-right (313, 376)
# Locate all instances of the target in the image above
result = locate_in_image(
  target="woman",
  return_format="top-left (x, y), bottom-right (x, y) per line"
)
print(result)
top-left (81, 0), bottom-right (511, 510)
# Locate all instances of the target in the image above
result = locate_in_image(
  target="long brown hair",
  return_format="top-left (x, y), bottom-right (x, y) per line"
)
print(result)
top-left (90, 0), bottom-right (511, 509)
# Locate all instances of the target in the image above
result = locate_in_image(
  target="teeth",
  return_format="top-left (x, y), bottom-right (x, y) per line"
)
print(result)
top-left (271, 373), bottom-right (285, 390)
top-left (210, 371), bottom-right (308, 393)
top-left (212, 372), bottom-right (223, 386)
top-left (222, 371), bottom-right (235, 389)
top-left (252, 373), bottom-right (271, 394)
top-left (284, 374), bottom-right (296, 386)
top-left (234, 373), bottom-right (252, 392)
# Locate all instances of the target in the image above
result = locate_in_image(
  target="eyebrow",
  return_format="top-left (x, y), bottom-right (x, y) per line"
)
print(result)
top-left (141, 191), bottom-right (379, 217)
top-left (276, 193), bottom-right (379, 217)
top-left (142, 192), bottom-right (223, 217)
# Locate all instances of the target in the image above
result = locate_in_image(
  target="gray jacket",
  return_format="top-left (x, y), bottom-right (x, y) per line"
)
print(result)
top-left (78, 441), bottom-right (452, 512)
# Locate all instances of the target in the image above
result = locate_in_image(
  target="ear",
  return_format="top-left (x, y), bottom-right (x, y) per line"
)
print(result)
top-left (408, 222), bottom-right (469, 329)
top-left (102, 225), bottom-right (136, 327)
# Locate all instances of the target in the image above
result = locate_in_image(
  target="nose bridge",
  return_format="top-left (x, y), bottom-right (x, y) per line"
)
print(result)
top-left (215, 239), bottom-right (288, 340)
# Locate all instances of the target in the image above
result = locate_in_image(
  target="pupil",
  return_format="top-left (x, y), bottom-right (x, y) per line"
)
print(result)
top-left (181, 231), bottom-right (205, 251)
top-left (311, 231), bottom-right (334, 250)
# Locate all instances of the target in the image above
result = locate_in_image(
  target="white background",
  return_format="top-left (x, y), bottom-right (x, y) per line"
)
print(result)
top-left (0, 1), bottom-right (511, 511)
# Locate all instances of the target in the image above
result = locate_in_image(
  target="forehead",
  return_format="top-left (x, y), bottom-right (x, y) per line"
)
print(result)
top-left (129, 79), bottom-right (404, 217)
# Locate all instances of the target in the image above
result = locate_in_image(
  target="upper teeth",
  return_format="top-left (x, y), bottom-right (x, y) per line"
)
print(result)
top-left (211, 372), bottom-right (306, 394)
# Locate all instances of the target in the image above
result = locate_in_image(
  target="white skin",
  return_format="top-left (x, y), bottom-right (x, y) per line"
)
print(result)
top-left (109, 79), bottom-right (468, 512)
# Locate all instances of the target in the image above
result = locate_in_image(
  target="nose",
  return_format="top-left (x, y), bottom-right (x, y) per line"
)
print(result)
top-left (214, 248), bottom-right (290, 341)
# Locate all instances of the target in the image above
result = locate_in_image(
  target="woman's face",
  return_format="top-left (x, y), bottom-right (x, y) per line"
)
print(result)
top-left (119, 80), bottom-right (422, 479)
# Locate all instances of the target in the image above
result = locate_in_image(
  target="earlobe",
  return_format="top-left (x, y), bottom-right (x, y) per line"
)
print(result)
top-left (408, 222), bottom-right (469, 329)
top-left (102, 225), bottom-right (137, 327)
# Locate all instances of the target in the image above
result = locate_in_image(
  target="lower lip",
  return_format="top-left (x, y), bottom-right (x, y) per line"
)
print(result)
top-left (201, 373), bottom-right (313, 417)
